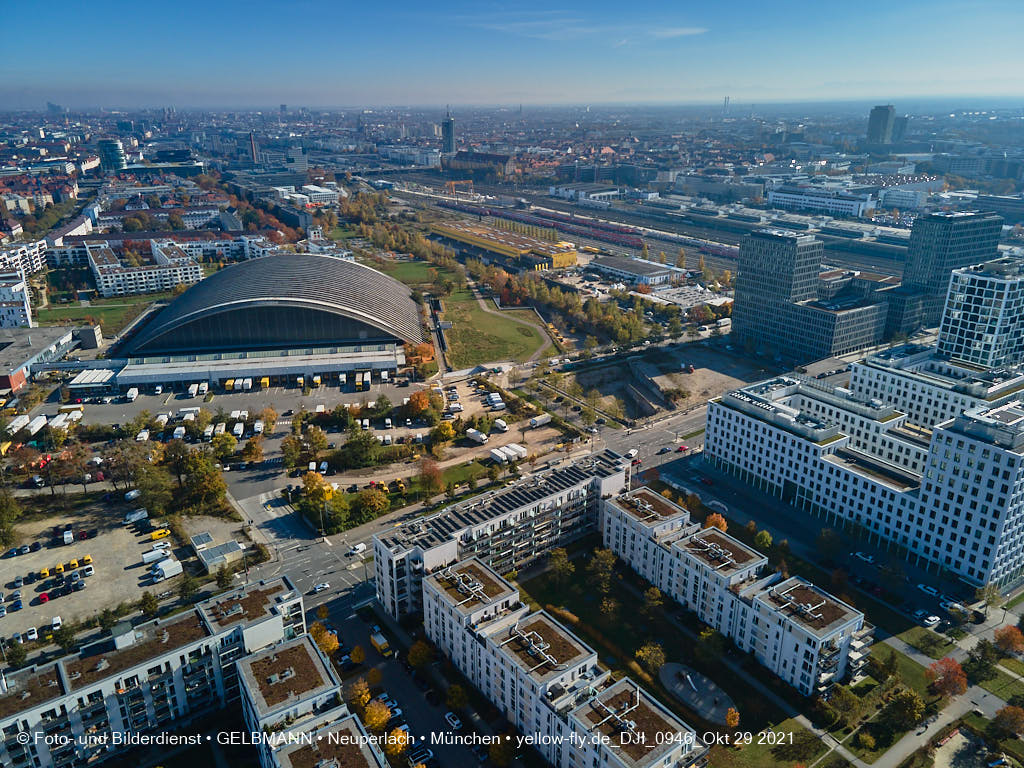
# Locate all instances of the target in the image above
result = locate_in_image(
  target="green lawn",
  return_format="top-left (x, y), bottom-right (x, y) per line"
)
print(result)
top-left (976, 666), bottom-right (1024, 701)
top-left (328, 225), bottom-right (359, 241)
top-left (1000, 657), bottom-right (1024, 678)
top-left (707, 719), bottom-right (826, 768)
top-left (379, 259), bottom-right (440, 286)
top-left (36, 291), bottom-right (173, 334)
top-left (896, 626), bottom-right (956, 659)
top-left (443, 288), bottom-right (547, 367)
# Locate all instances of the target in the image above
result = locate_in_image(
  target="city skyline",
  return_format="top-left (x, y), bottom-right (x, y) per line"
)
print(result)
top-left (4, 0), bottom-right (1024, 109)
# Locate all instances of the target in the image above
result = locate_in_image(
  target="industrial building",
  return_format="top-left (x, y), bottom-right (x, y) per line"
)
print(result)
top-left (588, 255), bottom-right (671, 285)
top-left (430, 220), bottom-right (577, 270)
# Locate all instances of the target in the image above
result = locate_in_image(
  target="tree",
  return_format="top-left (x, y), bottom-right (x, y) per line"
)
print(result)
top-left (927, 657), bottom-right (967, 697)
top-left (306, 426), bottom-right (329, 455)
top-left (726, 707), bottom-right (740, 728)
top-left (353, 488), bottom-right (390, 522)
top-left (347, 678), bottom-right (371, 710)
top-left (754, 530), bottom-right (773, 551)
top-left (431, 421), bottom-right (455, 444)
top-left (258, 407), bottom-right (278, 433)
top-left (830, 685), bottom-right (861, 725)
top-left (53, 626), bottom-right (77, 654)
top-left (178, 575), bottom-right (199, 602)
top-left (216, 565), bottom-right (232, 589)
top-left (695, 627), bottom-right (726, 666)
top-left (99, 608), bottom-right (118, 632)
top-left (183, 451), bottom-right (227, 511)
top-left (4, 641), bottom-right (27, 668)
top-left (489, 737), bottom-right (516, 767)
top-left (976, 583), bottom-right (1002, 616)
top-left (996, 625), bottom-right (1024, 656)
top-left (350, 645), bottom-right (365, 665)
top-left (704, 513), bottom-right (727, 532)
top-left (163, 439), bottom-right (190, 486)
top-left (241, 434), bottom-right (264, 463)
top-left (600, 596), bottom-right (620, 621)
top-left (586, 548), bottom-right (617, 594)
top-left (366, 667), bottom-right (382, 688)
top-left (210, 433), bottom-right (237, 462)
top-left (446, 684), bottom-right (468, 710)
top-left (280, 435), bottom-right (304, 468)
top-left (136, 465), bottom-right (173, 515)
top-left (887, 689), bottom-right (925, 729)
top-left (139, 591), bottom-right (159, 618)
top-left (310, 622), bottom-right (339, 656)
top-left (966, 638), bottom-right (1000, 681)
top-left (0, 489), bottom-right (22, 547)
top-left (635, 642), bottom-right (666, 675)
top-left (383, 727), bottom-right (411, 757)
top-left (548, 547), bottom-right (575, 586)
top-left (642, 587), bottom-right (663, 618)
top-left (317, 604), bottom-right (329, 621)
top-left (419, 458), bottom-right (443, 496)
top-left (993, 705), bottom-right (1024, 738)
top-left (363, 699), bottom-right (390, 731)
top-left (856, 732), bottom-right (876, 750)
top-left (407, 640), bottom-right (433, 669)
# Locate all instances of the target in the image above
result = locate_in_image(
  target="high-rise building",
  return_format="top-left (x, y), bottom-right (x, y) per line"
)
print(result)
top-left (96, 138), bottom-right (126, 172)
top-left (866, 104), bottom-right (895, 144)
top-left (0, 271), bottom-right (33, 327)
top-left (441, 107), bottom-right (456, 154)
top-left (937, 257), bottom-right (1024, 368)
top-left (731, 229), bottom-right (887, 361)
top-left (901, 211), bottom-right (1004, 327)
top-left (892, 114), bottom-right (909, 142)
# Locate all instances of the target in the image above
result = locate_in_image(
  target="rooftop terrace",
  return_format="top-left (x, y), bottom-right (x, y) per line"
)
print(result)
top-left (239, 638), bottom-right (334, 714)
top-left (612, 488), bottom-right (689, 523)
top-left (761, 577), bottom-right (859, 636)
top-left (498, 613), bottom-right (591, 681)
top-left (429, 560), bottom-right (515, 613)
top-left (683, 528), bottom-right (762, 574)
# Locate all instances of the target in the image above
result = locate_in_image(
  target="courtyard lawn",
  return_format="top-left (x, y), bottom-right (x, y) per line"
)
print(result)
top-left (36, 291), bottom-right (175, 334)
top-left (896, 626), bottom-right (957, 659)
top-left (707, 719), bottom-right (827, 768)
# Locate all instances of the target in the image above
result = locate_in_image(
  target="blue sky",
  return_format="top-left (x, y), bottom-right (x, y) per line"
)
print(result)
top-left (3, 0), bottom-right (1023, 108)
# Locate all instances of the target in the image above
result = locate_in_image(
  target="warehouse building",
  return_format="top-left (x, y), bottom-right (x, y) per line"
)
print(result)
top-left (588, 255), bottom-right (671, 285)
top-left (431, 220), bottom-right (577, 270)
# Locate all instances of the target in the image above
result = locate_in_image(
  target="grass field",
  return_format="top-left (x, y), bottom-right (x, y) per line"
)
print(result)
top-left (443, 288), bottom-right (547, 368)
top-left (36, 291), bottom-right (173, 335)
top-left (976, 666), bottom-right (1024, 702)
top-left (896, 626), bottom-right (956, 659)
top-left (708, 719), bottom-right (827, 768)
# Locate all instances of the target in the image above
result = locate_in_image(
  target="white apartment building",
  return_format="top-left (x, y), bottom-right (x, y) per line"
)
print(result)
top-left (374, 451), bottom-right (627, 619)
top-left (0, 578), bottom-right (306, 768)
top-left (706, 376), bottom-right (1024, 587)
top-left (422, 559), bottom-right (707, 768)
top-left (849, 344), bottom-right (1024, 428)
top-left (0, 271), bottom-right (33, 327)
top-left (86, 240), bottom-right (203, 297)
top-left (601, 489), bottom-right (869, 695)
top-left (300, 185), bottom-right (339, 205)
top-left (937, 257), bottom-right (1024, 369)
top-left (0, 239), bottom-right (47, 275)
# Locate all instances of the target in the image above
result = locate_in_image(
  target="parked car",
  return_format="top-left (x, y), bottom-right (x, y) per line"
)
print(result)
top-left (26, 627), bottom-right (38, 641)
top-left (913, 609), bottom-right (940, 627)
top-left (917, 583), bottom-right (939, 597)
top-left (444, 712), bottom-right (463, 730)
top-left (854, 552), bottom-right (875, 564)
top-left (313, 582), bottom-right (330, 593)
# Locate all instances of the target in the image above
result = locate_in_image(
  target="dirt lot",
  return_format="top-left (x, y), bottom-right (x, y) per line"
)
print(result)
top-left (932, 729), bottom-right (1003, 768)
top-left (0, 500), bottom-right (184, 642)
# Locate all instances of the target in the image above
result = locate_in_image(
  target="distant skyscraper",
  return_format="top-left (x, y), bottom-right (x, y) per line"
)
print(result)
top-left (891, 115), bottom-right (909, 142)
top-left (442, 108), bottom-right (456, 155)
top-left (96, 138), bottom-right (126, 172)
top-left (902, 211), bottom-right (1004, 326)
top-left (867, 104), bottom-right (895, 144)
top-left (249, 131), bottom-right (259, 165)
top-left (280, 104), bottom-right (287, 114)
top-left (937, 257), bottom-right (1024, 369)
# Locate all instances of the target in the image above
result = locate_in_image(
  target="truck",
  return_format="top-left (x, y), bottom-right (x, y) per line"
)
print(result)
top-left (136, 429), bottom-right (150, 442)
top-left (62, 529), bottom-right (74, 545)
top-left (225, 379), bottom-right (235, 392)
top-left (530, 414), bottom-right (552, 429)
top-left (493, 418), bottom-right (509, 432)
top-left (490, 400), bottom-right (507, 411)
top-left (126, 387), bottom-right (139, 402)
top-left (489, 447), bottom-right (509, 464)
top-left (716, 318), bottom-right (731, 328)
top-left (198, 382), bottom-right (209, 395)
top-left (242, 378), bottom-right (253, 391)
top-left (214, 422), bottom-right (226, 436)
top-left (155, 413), bottom-right (169, 427)
top-left (123, 508), bottom-right (149, 525)
top-left (369, 632), bottom-right (391, 657)
top-left (380, 370), bottom-right (388, 382)
top-left (505, 443), bottom-right (528, 461)
top-left (296, 376), bottom-right (304, 388)
top-left (233, 379), bottom-right (244, 391)
top-left (232, 422), bottom-right (244, 438)
top-left (182, 411), bottom-right (196, 423)
top-left (253, 420), bottom-right (264, 435)
top-left (312, 375), bottom-right (321, 388)
top-left (58, 404), bottom-right (84, 414)
top-left (259, 377), bottom-right (269, 389)
top-left (486, 392), bottom-right (502, 403)
top-left (172, 426), bottom-right (186, 440)
top-left (202, 425), bottom-right (215, 441)
top-left (6, 414), bottom-right (29, 434)
top-left (339, 373), bottom-right (347, 387)
top-left (48, 413), bottom-right (69, 431)
top-left (499, 445), bottom-right (520, 463)
top-left (466, 428), bottom-right (488, 445)
top-left (26, 415), bottom-right (47, 436)
top-left (142, 549), bottom-right (170, 565)
top-left (151, 559), bottom-right (182, 581)
top-left (187, 383), bottom-right (199, 398)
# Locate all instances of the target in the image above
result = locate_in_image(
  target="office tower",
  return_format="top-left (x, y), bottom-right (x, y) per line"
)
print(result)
top-left (732, 229), bottom-right (887, 361)
top-left (892, 115), bottom-right (909, 142)
top-left (249, 131), bottom-right (259, 165)
top-left (96, 138), bottom-right (126, 172)
top-left (866, 104), bottom-right (895, 144)
top-left (902, 211), bottom-right (1004, 326)
top-left (937, 257), bottom-right (1024, 368)
top-left (442, 107), bottom-right (455, 154)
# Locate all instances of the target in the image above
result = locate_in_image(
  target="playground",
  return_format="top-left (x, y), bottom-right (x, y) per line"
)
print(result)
top-left (659, 662), bottom-right (737, 725)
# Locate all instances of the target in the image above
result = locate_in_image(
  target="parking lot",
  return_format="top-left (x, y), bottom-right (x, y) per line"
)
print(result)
top-left (0, 502), bottom-right (183, 643)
